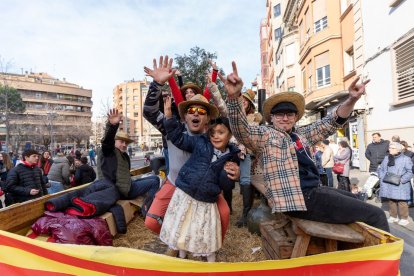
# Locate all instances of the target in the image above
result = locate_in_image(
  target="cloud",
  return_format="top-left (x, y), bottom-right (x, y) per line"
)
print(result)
top-left (0, 0), bottom-right (265, 116)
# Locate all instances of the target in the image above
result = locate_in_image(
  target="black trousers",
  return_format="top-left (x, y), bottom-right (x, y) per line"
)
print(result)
top-left (287, 186), bottom-right (389, 232)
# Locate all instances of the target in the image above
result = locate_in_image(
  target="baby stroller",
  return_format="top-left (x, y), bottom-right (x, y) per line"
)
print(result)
top-left (363, 172), bottom-right (380, 199)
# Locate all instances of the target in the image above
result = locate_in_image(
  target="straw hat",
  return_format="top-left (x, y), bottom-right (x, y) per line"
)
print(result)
top-left (180, 82), bottom-right (202, 98)
top-left (263, 91), bottom-right (305, 123)
top-left (241, 89), bottom-right (256, 107)
top-left (115, 130), bottom-right (134, 144)
top-left (178, 94), bottom-right (219, 120)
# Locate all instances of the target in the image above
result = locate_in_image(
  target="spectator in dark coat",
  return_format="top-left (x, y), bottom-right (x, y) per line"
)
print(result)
top-left (74, 157), bottom-right (96, 186)
top-left (5, 149), bottom-right (48, 203)
top-left (365, 132), bottom-right (389, 172)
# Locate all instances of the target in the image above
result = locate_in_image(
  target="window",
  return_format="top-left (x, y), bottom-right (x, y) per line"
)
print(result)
top-left (285, 43), bottom-right (296, 66)
top-left (133, 96), bottom-right (138, 101)
top-left (134, 112), bottom-right (138, 117)
top-left (126, 112), bottom-right (131, 117)
top-left (287, 77), bottom-right (295, 91)
top-left (314, 16), bottom-right (328, 33)
top-left (316, 65), bottom-right (330, 87)
top-left (344, 47), bottom-right (354, 75)
top-left (274, 28), bottom-right (282, 41)
top-left (302, 68), bottom-right (306, 92)
top-left (273, 4), bottom-right (281, 17)
top-left (35, 92), bottom-right (42, 98)
top-left (391, 33), bottom-right (414, 104)
top-left (308, 61), bottom-right (313, 92)
top-left (313, 0), bottom-right (327, 33)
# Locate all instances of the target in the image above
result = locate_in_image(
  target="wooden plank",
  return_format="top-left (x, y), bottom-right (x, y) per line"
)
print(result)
top-left (325, 239), bottom-right (338, 252)
top-left (260, 222), bottom-right (295, 259)
top-left (130, 166), bottom-right (151, 176)
top-left (289, 217), bottom-right (365, 243)
top-left (291, 234), bottom-right (311, 258)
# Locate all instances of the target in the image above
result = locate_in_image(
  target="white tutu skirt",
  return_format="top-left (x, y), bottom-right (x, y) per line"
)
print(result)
top-left (160, 188), bottom-right (222, 255)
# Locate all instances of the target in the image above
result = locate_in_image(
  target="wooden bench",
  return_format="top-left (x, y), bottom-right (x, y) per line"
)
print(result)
top-left (260, 217), bottom-right (366, 259)
top-left (289, 217), bottom-right (365, 258)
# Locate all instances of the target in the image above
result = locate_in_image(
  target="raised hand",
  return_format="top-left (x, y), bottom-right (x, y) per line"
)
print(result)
top-left (348, 76), bottom-right (370, 101)
top-left (107, 108), bottom-right (123, 125)
top-left (163, 96), bottom-right (173, 119)
top-left (209, 59), bottom-right (218, 71)
top-left (224, 61), bottom-right (243, 99)
top-left (144, 55), bottom-right (177, 85)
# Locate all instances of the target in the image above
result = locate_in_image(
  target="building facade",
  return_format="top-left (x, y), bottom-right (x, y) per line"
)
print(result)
top-left (0, 72), bottom-right (92, 152)
top-left (361, 0), bottom-right (414, 147)
top-left (113, 79), bottom-right (162, 149)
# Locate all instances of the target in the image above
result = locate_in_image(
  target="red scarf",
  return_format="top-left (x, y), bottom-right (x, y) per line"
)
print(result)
top-left (22, 161), bottom-right (37, 168)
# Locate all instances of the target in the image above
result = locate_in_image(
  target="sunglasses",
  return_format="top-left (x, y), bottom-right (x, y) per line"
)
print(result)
top-left (187, 106), bottom-right (208, 115)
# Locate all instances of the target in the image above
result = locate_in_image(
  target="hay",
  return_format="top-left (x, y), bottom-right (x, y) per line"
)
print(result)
top-left (113, 184), bottom-right (267, 262)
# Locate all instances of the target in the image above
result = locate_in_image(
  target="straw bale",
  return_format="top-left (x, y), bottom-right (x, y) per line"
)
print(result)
top-left (113, 184), bottom-right (267, 262)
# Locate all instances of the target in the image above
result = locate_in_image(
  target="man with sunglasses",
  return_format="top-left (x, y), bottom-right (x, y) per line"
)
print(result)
top-left (225, 61), bottom-right (389, 232)
top-left (143, 56), bottom-right (240, 250)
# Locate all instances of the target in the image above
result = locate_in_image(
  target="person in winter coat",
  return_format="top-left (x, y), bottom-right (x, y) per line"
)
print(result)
top-left (378, 142), bottom-right (413, 226)
top-left (0, 152), bottom-right (13, 183)
top-left (365, 133), bottom-right (389, 172)
top-left (97, 109), bottom-right (160, 217)
top-left (74, 157), bottom-right (96, 186)
top-left (38, 150), bottom-right (53, 184)
top-left (5, 149), bottom-right (48, 203)
top-left (334, 140), bottom-right (352, 191)
top-left (321, 140), bottom-right (334, 187)
top-left (161, 94), bottom-right (239, 262)
top-left (47, 152), bottom-right (70, 192)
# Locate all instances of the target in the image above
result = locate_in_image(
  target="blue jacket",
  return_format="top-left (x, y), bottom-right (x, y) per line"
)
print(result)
top-left (378, 154), bottom-right (413, 200)
top-left (165, 117), bottom-right (240, 203)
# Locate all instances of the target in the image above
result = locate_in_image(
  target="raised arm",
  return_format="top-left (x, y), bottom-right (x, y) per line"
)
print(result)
top-left (225, 62), bottom-right (266, 153)
top-left (168, 76), bottom-right (184, 104)
top-left (208, 82), bottom-right (227, 116)
top-left (143, 55), bottom-right (176, 136)
top-left (337, 76), bottom-right (370, 118)
top-left (101, 109), bottom-right (122, 156)
top-left (203, 60), bottom-right (219, 101)
top-left (163, 96), bottom-right (197, 153)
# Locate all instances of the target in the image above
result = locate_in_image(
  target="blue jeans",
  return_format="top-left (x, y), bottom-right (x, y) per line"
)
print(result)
top-left (47, 180), bottom-right (65, 194)
top-left (163, 148), bottom-right (169, 175)
top-left (324, 167), bottom-right (333, 187)
top-left (239, 154), bottom-right (252, 186)
top-left (128, 175), bottom-right (160, 216)
top-left (127, 175), bottom-right (160, 199)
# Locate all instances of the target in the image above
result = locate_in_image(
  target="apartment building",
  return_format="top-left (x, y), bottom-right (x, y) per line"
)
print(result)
top-left (113, 80), bottom-right (162, 148)
top-left (0, 72), bottom-right (92, 151)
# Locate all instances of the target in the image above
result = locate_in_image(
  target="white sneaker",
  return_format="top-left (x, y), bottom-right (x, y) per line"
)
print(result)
top-left (398, 219), bottom-right (409, 226)
top-left (387, 217), bottom-right (399, 223)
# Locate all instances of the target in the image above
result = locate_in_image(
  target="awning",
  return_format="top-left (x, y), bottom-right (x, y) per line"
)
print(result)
top-left (305, 91), bottom-right (349, 111)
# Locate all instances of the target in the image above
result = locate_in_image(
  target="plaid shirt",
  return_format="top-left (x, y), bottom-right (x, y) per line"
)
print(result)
top-left (227, 98), bottom-right (346, 213)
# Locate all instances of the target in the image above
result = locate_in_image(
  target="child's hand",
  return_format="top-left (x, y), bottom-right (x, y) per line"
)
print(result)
top-left (224, 161), bottom-right (240, 181)
top-left (164, 96), bottom-right (173, 118)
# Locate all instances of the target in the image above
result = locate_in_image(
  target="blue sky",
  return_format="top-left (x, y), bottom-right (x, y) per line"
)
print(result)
top-left (0, 0), bottom-right (265, 116)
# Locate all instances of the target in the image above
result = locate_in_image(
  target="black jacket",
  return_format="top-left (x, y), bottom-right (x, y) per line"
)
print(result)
top-left (5, 163), bottom-right (48, 203)
top-left (365, 139), bottom-right (390, 172)
top-left (165, 117), bottom-right (240, 203)
top-left (74, 164), bottom-right (97, 185)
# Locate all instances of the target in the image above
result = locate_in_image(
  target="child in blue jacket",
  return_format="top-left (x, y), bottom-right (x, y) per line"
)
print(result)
top-left (160, 95), bottom-right (239, 262)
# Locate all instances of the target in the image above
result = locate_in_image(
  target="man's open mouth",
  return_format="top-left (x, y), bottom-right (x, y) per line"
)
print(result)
top-left (192, 119), bottom-right (200, 124)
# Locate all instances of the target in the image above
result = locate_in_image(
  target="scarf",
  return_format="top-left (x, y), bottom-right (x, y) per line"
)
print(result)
top-left (22, 161), bottom-right (37, 168)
